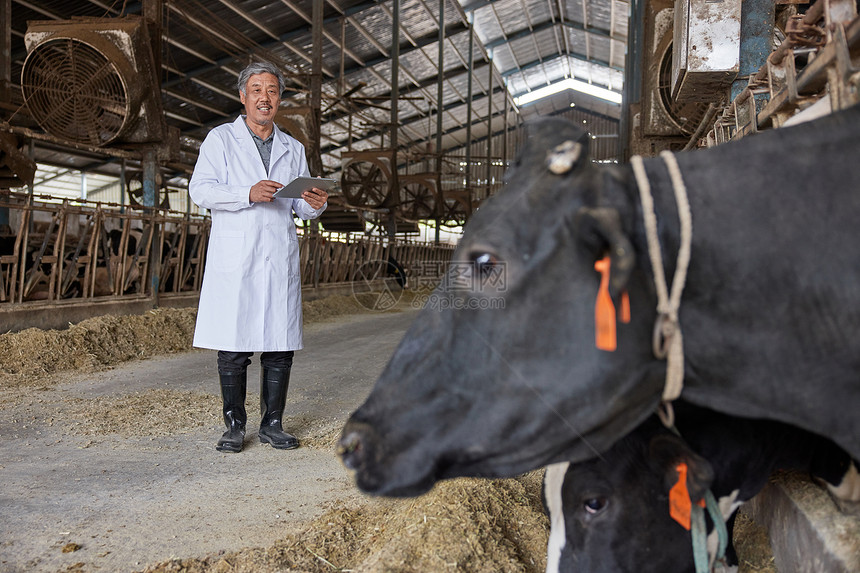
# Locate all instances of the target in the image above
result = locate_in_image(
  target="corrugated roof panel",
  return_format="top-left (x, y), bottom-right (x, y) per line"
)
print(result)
top-left (488, 0), bottom-right (556, 41)
top-left (348, 3), bottom-right (395, 55)
top-left (611, 0), bottom-right (630, 37)
top-left (399, 46), bottom-right (441, 85)
top-left (502, 33), bottom-right (542, 70)
top-left (445, 66), bottom-right (491, 101)
top-left (334, 19), bottom-right (378, 66)
top-left (535, 27), bottom-right (568, 61)
top-left (399, 1), bottom-right (444, 41)
top-left (444, 28), bottom-right (480, 67)
top-left (465, 3), bottom-right (505, 45)
top-left (568, 57), bottom-right (623, 88)
top-left (567, 28), bottom-right (590, 58)
top-left (587, 34), bottom-right (613, 64)
top-left (586, 0), bottom-right (615, 30)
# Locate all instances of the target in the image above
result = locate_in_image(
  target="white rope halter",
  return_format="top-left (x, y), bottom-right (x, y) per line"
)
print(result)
top-left (630, 150), bottom-right (693, 405)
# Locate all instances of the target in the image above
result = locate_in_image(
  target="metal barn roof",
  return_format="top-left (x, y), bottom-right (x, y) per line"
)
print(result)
top-left (3, 0), bottom-right (625, 205)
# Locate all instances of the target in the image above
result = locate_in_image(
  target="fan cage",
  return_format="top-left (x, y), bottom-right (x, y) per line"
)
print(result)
top-left (657, 42), bottom-right (710, 136)
top-left (22, 37), bottom-right (132, 146)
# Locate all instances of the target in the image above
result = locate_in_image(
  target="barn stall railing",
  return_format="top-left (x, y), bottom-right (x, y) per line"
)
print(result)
top-left (0, 191), bottom-right (456, 331)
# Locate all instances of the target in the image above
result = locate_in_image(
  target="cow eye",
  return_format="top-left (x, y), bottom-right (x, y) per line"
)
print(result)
top-left (470, 251), bottom-right (499, 278)
top-left (583, 496), bottom-right (608, 514)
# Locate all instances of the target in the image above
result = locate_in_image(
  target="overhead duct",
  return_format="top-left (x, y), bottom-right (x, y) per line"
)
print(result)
top-left (21, 16), bottom-right (166, 147)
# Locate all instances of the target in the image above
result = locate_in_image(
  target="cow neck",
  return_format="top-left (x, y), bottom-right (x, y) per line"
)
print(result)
top-left (629, 151), bottom-right (692, 408)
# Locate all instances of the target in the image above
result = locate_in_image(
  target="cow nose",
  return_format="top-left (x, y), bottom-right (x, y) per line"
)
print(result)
top-left (337, 429), bottom-right (365, 470)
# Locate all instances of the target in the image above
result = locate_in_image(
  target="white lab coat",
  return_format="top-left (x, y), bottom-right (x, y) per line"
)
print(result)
top-left (189, 115), bottom-right (326, 351)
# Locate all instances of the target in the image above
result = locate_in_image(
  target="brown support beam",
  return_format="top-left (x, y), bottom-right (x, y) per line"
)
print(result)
top-left (143, 0), bottom-right (163, 80)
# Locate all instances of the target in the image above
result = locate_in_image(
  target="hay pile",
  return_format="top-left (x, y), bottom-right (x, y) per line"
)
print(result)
top-left (0, 308), bottom-right (198, 378)
top-left (142, 472), bottom-right (549, 573)
top-left (0, 293), bottom-right (381, 384)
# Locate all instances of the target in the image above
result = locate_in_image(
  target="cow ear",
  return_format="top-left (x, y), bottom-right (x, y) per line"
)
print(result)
top-left (649, 433), bottom-right (714, 504)
top-left (574, 206), bottom-right (635, 297)
top-left (545, 139), bottom-right (589, 175)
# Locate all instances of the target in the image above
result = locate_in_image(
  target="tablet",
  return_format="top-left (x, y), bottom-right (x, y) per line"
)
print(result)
top-left (274, 176), bottom-right (337, 199)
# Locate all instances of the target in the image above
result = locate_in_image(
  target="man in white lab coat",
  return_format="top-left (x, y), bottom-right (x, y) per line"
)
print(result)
top-left (189, 61), bottom-right (328, 453)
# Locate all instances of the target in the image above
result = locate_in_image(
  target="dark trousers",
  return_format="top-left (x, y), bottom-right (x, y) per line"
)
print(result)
top-left (217, 350), bottom-right (294, 374)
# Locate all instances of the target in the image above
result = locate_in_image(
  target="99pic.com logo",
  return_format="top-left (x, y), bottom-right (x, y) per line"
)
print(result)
top-left (411, 259), bottom-right (508, 311)
top-left (351, 258), bottom-right (406, 311)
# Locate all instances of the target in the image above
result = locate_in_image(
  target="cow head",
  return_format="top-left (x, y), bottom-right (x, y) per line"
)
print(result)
top-left (339, 117), bottom-right (665, 496)
top-left (544, 418), bottom-right (716, 573)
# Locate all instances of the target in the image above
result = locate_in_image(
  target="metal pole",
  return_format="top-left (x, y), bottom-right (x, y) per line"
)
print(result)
top-left (143, 0), bottom-right (162, 75)
top-left (731, 0), bottom-right (775, 102)
top-left (619, 0), bottom-right (645, 162)
top-left (465, 12), bottom-right (474, 206)
top-left (1, 0), bottom-right (10, 113)
top-left (311, 0), bottom-right (324, 288)
top-left (503, 78), bottom-right (509, 173)
top-left (142, 150), bottom-right (158, 208)
top-left (310, 0), bottom-right (324, 177)
top-left (388, 0), bottom-right (400, 239)
top-left (142, 148), bottom-right (160, 304)
top-left (435, 0), bottom-right (445, 246)
top-left (2, 0), bottom-right (13, 227)
top-left (485, 47), bottom-right (493, 201)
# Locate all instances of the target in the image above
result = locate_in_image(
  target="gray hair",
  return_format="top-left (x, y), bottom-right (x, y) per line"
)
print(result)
top-left (237, 61), bottom-right (285, 96)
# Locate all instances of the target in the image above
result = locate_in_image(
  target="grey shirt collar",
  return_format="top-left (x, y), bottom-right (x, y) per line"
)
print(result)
top-left (243, 118), bottom-right (274, 173)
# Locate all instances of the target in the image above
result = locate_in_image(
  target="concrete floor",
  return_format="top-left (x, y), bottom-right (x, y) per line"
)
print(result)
top-left (0, 308), bottom-right (419, 573)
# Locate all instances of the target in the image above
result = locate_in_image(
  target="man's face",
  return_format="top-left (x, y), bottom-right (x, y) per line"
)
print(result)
top-left (240, 72), bottom-right (280, 128)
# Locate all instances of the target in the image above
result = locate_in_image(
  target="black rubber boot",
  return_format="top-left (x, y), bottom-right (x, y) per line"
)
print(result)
top-left (259, 367), bottom-right (299, 450)
top-left (215, 371), bottom-right (247, 453)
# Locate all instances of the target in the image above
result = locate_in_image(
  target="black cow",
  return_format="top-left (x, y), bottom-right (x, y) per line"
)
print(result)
top-left (542, 402), bottom-right (858, 573)
top-left (338, 103), bottom-right (860, 497)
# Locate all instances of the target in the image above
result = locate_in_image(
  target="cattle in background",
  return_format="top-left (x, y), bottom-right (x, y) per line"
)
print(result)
top-left (542, 402), bottom-right (859, 573)
top-left (338, 102), bottom-right (860, 497)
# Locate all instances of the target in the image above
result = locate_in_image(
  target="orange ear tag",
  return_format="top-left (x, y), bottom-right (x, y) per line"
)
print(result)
top-left (669, 462), bottom-right (705, 529)
top-left (669, 462), bottom-right (693, 530)
top-left (620, 291), bottom-right (631, 323)
top-left (594, 256), bottom-right (617, 351)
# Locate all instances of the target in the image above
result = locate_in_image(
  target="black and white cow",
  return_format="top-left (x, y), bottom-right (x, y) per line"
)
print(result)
top-left (542, 402), bottom-right (859, 573)
top-left (338, 102), bottom-right (860, 498)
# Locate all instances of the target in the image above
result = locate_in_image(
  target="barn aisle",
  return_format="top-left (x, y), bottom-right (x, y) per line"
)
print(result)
top-left (0, 307), bottom-right (419, 572)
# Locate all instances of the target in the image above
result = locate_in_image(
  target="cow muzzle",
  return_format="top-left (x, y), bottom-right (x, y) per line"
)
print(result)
top-left (336, 426), bottom-right (365, 470)
top-left (337, 420), bottom-right (384, 491)
top-left (337, 419), bottom-right (439, 497)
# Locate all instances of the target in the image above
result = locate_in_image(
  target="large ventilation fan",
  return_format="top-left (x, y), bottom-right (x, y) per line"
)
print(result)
top-left (21, 17), bottom-right (165, 147)
top-left (658, 43), bottom-right (710, 135)
top-left (629, 0), bottom-right (710, 155)
top-left (340, 150), bottom-right (396, 209)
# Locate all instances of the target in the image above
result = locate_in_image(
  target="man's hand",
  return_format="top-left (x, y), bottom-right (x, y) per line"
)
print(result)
top-left (250, 180), bottom-right (281, 203)
top-left (302, 187), bottom-right (328, 210)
